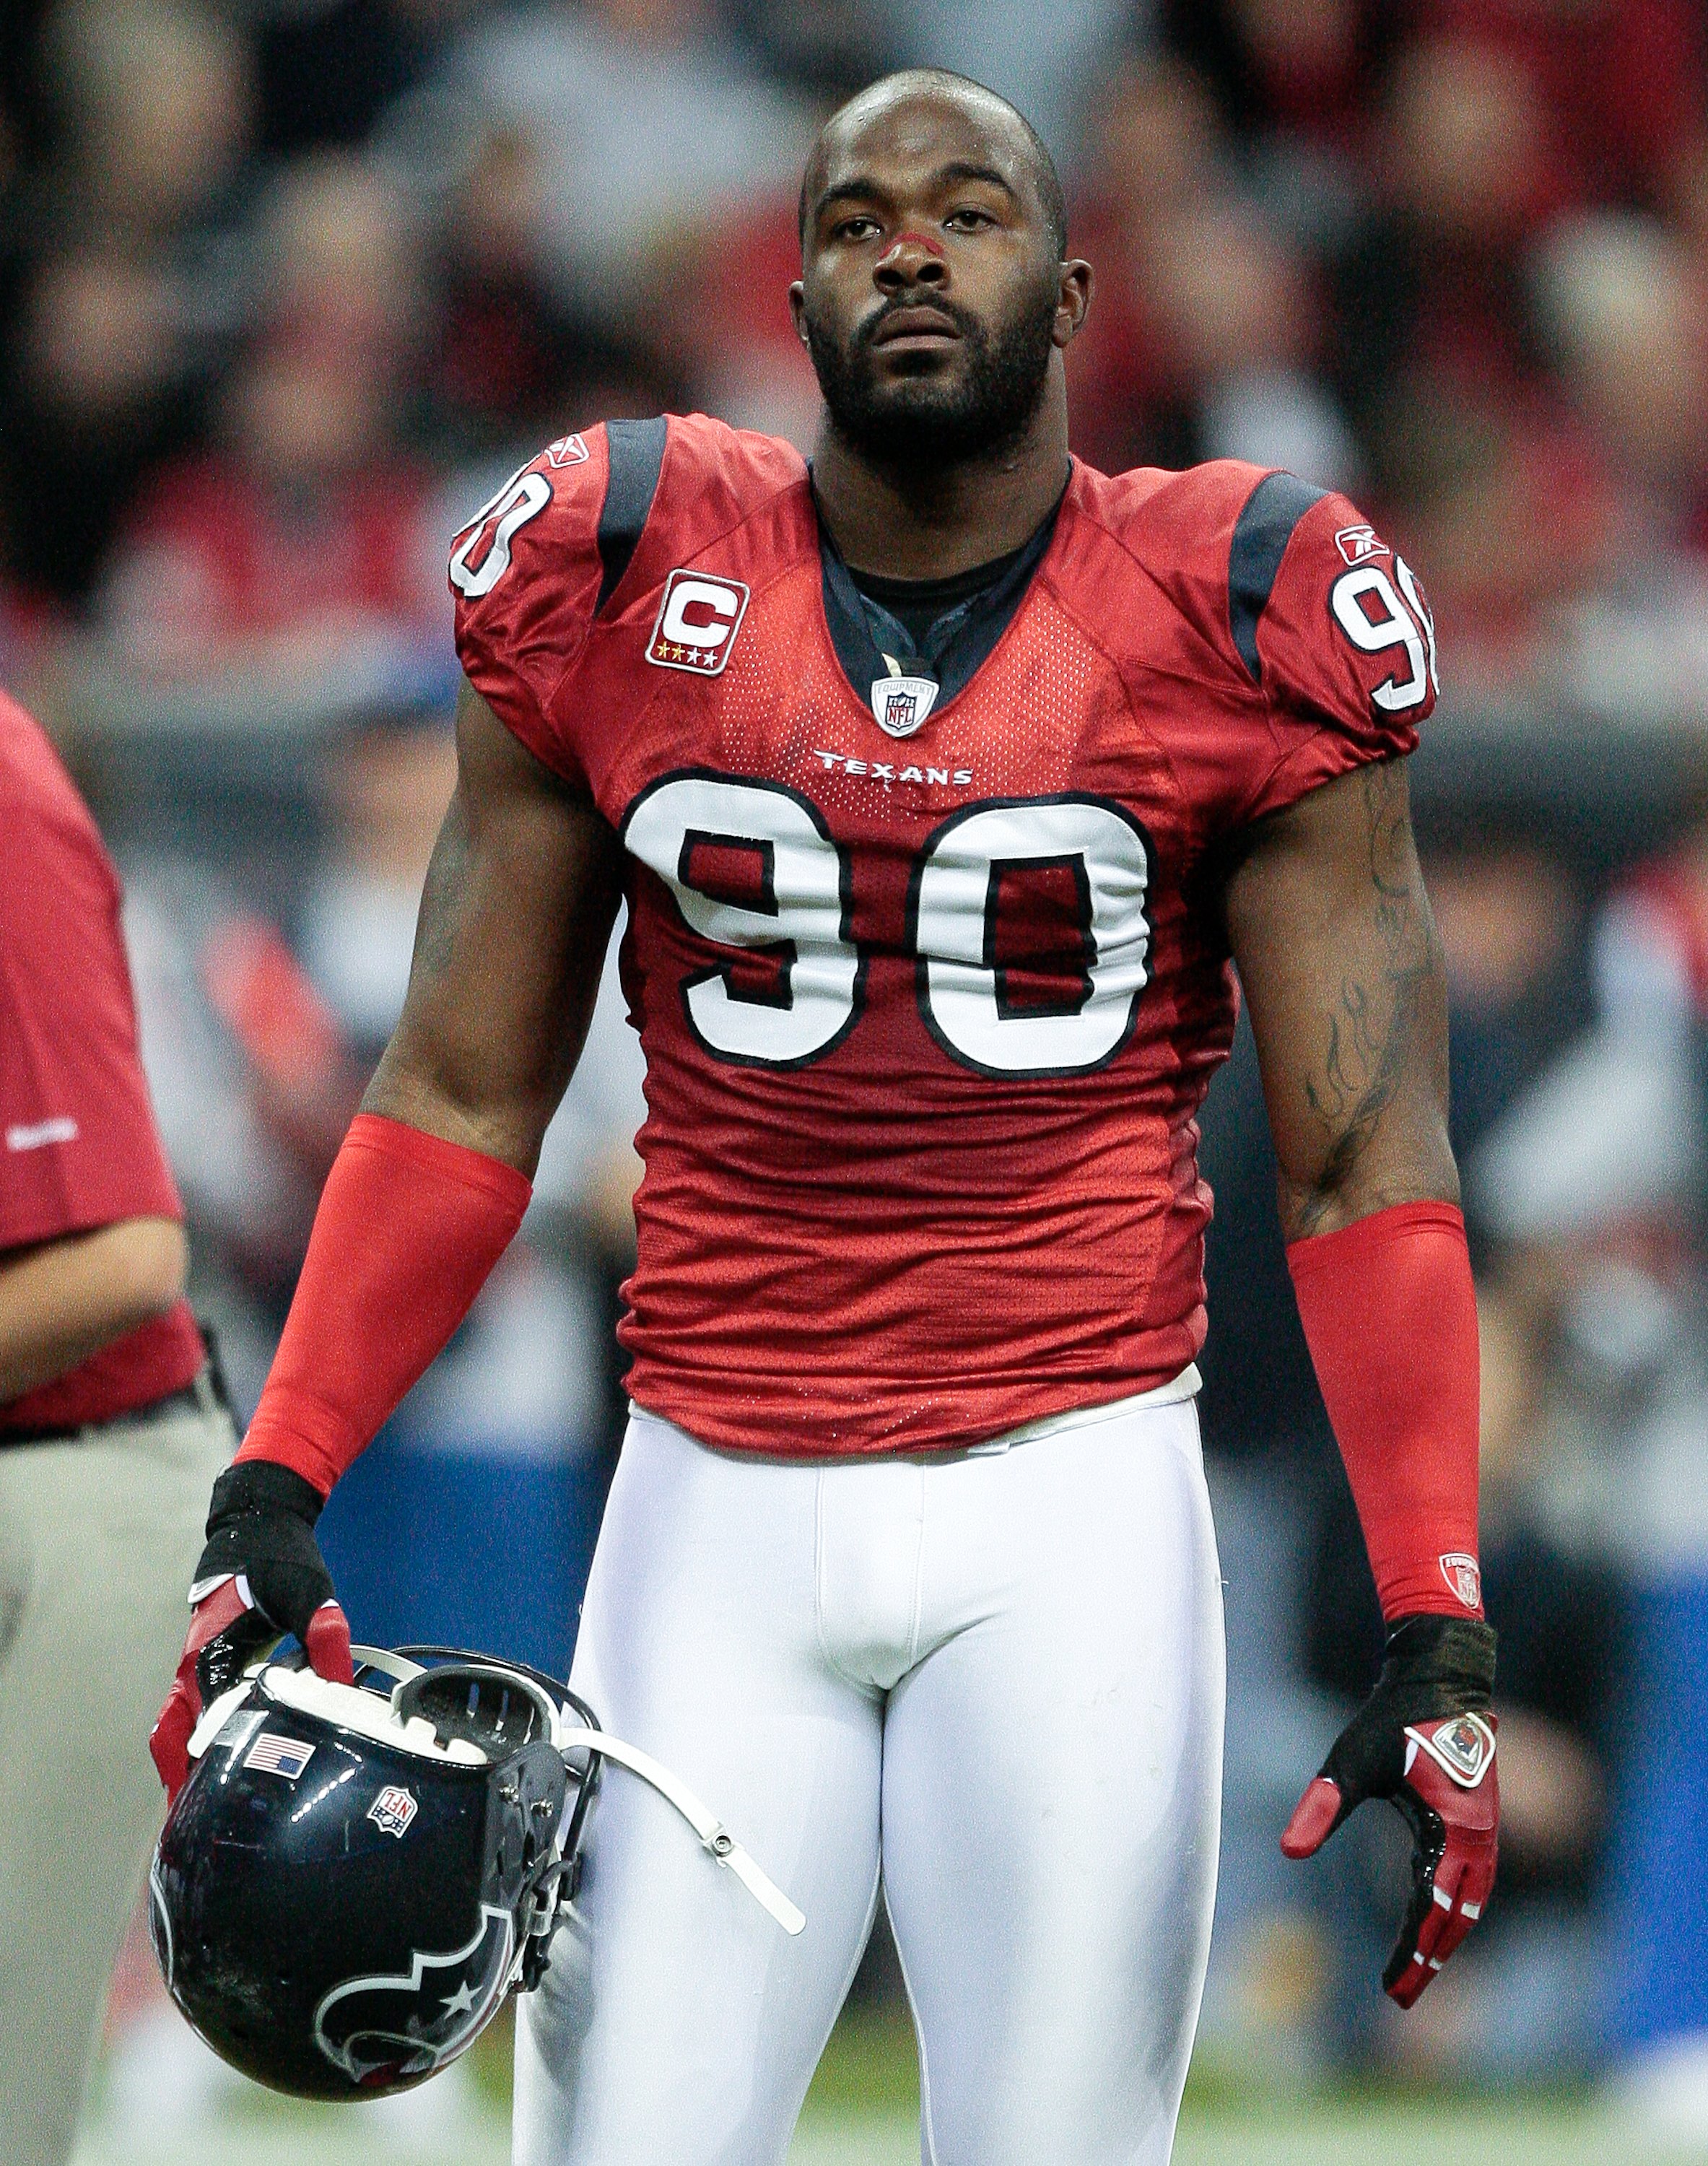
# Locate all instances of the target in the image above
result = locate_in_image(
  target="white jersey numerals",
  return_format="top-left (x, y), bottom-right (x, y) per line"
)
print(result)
top-left (1330, 558), bottom-right (1437, 711)
top-left (624, 776), bottom-right (860, 1068)
top-left (912, 799), bottom-right (1151, 1075)
top-left (448, 469), bottom-right (553, 599)
top-left (1394, 557), bottom-right (1439, 695)
top-left (623, 774), bottom-right (1152, 1077)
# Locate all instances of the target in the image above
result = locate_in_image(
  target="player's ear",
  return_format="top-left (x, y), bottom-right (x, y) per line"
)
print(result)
top-left (1053, 259), bottom-right (1093, 349)
top-left (788, 281), bottom-right (810, 349)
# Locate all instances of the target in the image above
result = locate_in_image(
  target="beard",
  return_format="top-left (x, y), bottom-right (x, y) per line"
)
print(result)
top-left (804, 282), bottom-right (1059, 469)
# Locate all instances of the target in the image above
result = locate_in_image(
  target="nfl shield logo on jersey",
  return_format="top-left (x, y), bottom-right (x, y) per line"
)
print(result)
top-left (869, 674), bottom-right (940, 738)
top-left (648, 570), bottom-right (750, 675)
top-left (1334, 523), bottom-right (1390, 566)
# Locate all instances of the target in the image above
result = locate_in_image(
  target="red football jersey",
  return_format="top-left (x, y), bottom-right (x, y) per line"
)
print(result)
top-left (452, 417), bottom-right (1437, 1456)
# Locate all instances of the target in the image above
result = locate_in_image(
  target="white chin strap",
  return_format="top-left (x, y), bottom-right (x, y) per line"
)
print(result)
top-left (564, 1726), bottom-right (805, 1936)
top-left (195, 1648), bottom-right (806, 1941)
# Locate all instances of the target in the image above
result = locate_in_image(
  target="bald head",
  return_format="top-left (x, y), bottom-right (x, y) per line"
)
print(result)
top-left (788, 68), bottom-right (1090, 478)
top-left (800, 70), bottom-right (1068, 264)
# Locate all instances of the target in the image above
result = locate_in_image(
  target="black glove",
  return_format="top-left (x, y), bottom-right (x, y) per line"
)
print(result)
top-left (1282, 1613), bottom-right (1499, 2007)
top-left (150, 1461), bottom-right (353, 1801)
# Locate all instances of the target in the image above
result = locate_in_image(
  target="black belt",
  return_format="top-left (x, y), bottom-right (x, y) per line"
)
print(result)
top-left (0, 1363), bottom-right (232, 1448)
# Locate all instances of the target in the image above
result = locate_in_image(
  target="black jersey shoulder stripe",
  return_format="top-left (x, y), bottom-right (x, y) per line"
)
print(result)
top-left (1227, 469), bottom-right (1328, 684)
top-left (596, 416), bottom-right (669, 614)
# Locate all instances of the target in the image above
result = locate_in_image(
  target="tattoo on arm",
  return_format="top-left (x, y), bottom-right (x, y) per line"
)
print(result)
top-left (1294, 762), bottom-right (1439, 1234)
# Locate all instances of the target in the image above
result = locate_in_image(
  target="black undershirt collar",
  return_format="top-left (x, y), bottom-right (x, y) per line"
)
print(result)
top-left (815, 481), bottom-right (1066, 712)
top-left (850, 544), bottom-right (1028, 650)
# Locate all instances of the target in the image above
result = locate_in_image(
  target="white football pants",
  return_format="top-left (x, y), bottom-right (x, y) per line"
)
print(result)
top-left (515, 1390), bottom-right (1225, 2166)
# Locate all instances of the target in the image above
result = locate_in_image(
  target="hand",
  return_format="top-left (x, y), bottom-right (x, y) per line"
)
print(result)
top-left (150, 1460), bottom-right (353, 1802)
top-left (1282, 1614), bottom-right (1498, 2008)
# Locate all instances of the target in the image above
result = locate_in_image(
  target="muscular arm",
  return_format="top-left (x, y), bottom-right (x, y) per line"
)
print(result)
top-left (1224, 756), bottom-right (1456, 1240)
top-left (227, 679), bottom-right (622, 1495)
top-left (363, 676), bottom-right (624, 1172)
top-left (1232, 760), bottom-right (1494, 2012)
top-left (152, 680), bottom-right (624, 1775)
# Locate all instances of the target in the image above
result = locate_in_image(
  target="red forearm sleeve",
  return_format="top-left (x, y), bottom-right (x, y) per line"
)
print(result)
top-left (1286, 1200), bottom-right (1483, 1622)
top-left (238, 1113), bottom-right (531, 1495)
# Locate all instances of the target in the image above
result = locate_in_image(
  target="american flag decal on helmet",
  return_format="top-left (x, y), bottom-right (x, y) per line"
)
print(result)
top-left (243, 1732), bottom-right (316, 1780)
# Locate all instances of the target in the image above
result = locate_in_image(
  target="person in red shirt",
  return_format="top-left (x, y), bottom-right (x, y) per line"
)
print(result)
top-left (0, 689), bottom-right (236, 2166)
top-left (154, 74), bottom-right (1497, 2161)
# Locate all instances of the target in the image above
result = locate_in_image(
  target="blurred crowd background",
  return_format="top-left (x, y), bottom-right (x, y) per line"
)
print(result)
top-left (4, 0), bottom-right (1708, 2139)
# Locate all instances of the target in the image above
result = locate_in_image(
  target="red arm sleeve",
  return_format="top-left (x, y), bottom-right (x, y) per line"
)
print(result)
top-left (237, 1113), bottom-right (531, 1495)
top-left (449, 430), bottom-right (609, 789)
top-left (1287, 1201), bottom-right (1483, 1622)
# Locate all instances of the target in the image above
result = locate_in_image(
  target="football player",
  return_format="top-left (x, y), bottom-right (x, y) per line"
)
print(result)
top-left (153, 70), bottom-right (1497, 2165)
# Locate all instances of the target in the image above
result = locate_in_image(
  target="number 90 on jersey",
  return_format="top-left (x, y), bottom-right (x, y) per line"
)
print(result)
top-left (622, 774), bottom-right (1154, 1080)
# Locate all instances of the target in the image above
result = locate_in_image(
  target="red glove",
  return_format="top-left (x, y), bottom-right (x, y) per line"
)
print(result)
top-left (150, 1461), bottom-right (353, 1803)
top-left (1282, 1614), bottom-right (1499, 2007)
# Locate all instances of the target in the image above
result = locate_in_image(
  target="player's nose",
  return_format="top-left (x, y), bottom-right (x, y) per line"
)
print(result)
top-left (874, 232), bottom-right (949, 291)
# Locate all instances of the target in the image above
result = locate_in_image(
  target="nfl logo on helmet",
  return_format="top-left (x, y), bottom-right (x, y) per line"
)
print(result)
top-left (367, 1784), bottom-right (419, 1840)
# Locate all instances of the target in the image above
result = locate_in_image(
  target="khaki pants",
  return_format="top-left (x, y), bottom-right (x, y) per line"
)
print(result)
top-left (0, 1386), bottom-right (233, 2166)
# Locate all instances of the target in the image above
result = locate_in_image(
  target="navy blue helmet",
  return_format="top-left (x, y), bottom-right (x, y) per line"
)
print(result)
top-left (149, 1643), bottom-right (803, 2101)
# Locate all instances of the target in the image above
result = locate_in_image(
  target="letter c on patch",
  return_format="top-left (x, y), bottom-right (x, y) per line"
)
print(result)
top-left (660, 578), bottom-right (741, 649)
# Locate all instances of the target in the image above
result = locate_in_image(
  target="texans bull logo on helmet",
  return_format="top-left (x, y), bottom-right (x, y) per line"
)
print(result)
top-left (313, 1902), bottom-right (515, 2087)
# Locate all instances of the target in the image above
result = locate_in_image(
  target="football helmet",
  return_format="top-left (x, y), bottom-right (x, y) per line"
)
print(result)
top-left (149, 1643), bottom-right (803, 2100)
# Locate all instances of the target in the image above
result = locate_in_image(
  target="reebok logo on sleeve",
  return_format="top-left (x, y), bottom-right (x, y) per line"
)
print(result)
top-left (1334, 524), bottom-right (1391, 566)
